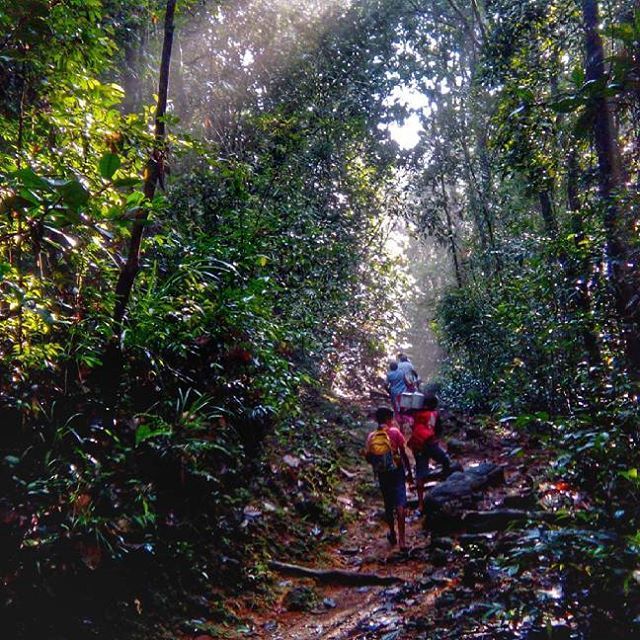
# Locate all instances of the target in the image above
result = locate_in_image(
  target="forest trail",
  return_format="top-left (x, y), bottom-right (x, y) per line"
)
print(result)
top-left (240, 408), bottom-right (565, 640)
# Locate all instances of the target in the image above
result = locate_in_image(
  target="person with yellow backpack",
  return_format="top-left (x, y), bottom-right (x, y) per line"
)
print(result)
top-left (364, 407), bottom-right (414, 551)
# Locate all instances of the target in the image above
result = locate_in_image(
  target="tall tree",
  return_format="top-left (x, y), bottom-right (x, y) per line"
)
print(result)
top-left (102, 0), bottom-right (178, 401)
top-left (582, 0), bottom-right (640, 377)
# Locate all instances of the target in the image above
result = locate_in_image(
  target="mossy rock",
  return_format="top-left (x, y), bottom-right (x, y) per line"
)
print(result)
top-left (282, 585), bottom-right (319, 612)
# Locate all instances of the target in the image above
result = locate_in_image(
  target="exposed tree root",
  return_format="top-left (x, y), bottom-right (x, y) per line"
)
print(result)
top-left (268, 560), bottom-right (404, 586)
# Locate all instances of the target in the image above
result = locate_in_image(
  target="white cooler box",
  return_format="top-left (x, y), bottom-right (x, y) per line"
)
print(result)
top-left (399, 392), bottom-right (424, 410)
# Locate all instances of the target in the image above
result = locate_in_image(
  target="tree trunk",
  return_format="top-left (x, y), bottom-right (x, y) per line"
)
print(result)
top-left (567, 147), bottom-right (602, 370)
top-left (100, 0), bottom-right (178, 409)
top-left (440, 175), bottom-right (463, 287)
top-left (121, 40), bottom-right (142, 114)
top-left (538, 190), bottom-right (557, 233)
top-left (566, 148), bottom-right (581, 214)
top-left (582, 0), bottom-right (640, 377)
top-left (114, 0), bottom-right (176, 326)
top-left (461, 132), bottom-right (501, 274)
top-left (477, 132), bottom-right (499, 257)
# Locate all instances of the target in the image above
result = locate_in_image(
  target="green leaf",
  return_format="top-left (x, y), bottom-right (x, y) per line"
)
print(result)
top-left (47, 208), bottom-right (82, 226)
top-left (580, 77), bottom-right (607, 98)
top-left (112, 177), bottom-right (141, 188)
top-left (126, 191), bottom-right (146, 206)
top-left (571, 66), bottom-right (585, 87)
top-left (0, 262), bottom-right (11, 281)
top-left (15, 168), bottom-right (49, 190)
top-left (0, 194), bottom-right (35, 214)
top-left (4, 455), bottom-right (20, 467)
top-left (99, 153), bottom-right (121, 180)
top-left (508, 105), bottom-right (527, 119)
top-left (551, 96), bottom-right (581, 113)
top-left (59, 180), bottom-right (90, 208)
top-left (620, 468), bottom-right (639, 482)
top-left (607, 23), bottom-right (635, 43)
top-left (135, 423), bottom-right (172, 445)
top-left (19, 189), bottom-right (43, 206)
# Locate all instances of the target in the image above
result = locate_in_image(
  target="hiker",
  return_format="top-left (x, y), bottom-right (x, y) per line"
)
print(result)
top-left (386, 360), bottom-right (406, 422)
top-left (397, 353), bottom-right (420, 391)
top-left (406, 393), bottom-right (452, 514)
top-left (364, 406), bottom-right (414, 551)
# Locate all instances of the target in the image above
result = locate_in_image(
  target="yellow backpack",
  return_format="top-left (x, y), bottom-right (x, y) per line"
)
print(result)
top-left (367, 429), bottom-right (398, 473)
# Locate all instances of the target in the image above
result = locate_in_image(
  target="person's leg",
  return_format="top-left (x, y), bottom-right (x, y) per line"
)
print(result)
top-left (396, 505), bottom-right (407, 549)
top-left (416, 478), bottom-right (425, 512)
top-left (386, 511), bottom-right (397, 544)
top-left (391, 394), bottom-right (401, 427)
top-left (379, 475), bottom-right (397, 544)
top-left (393, 467), bottom-right (408, 549)
top-left (414, 452), bottom-right (429, 512)
top-left (425, 442), bottom-right (451, 476)
top-left (392, 395), bottom-right (411, 434)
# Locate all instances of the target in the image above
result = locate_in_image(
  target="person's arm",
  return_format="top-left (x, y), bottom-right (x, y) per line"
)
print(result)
top-left (400, 444), bottom-right (411, 472)
top-left (401, 444), bottom-right (414, 483)
top-left (363, 433), bottom-right (373, 462)
top-left (394, 432), bottom-right (413, 482)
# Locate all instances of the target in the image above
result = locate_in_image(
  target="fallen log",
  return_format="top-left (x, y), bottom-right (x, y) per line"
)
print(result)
top-left (268, 560), bottom-right (403, 586)
top-left (424, 463), bottom-right (507, 534)
top-left (462, 509), bottom-right (529, 532)
top-left (425, 463), bottom-right (506, 510)
top-left (462, 509), bottom-right (568, 532)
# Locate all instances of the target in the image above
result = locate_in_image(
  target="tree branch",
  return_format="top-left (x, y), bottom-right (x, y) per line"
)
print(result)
top-left (444, 0), bottom-right (481, 48)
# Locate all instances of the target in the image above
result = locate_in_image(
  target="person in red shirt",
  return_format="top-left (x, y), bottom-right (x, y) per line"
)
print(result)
top-left (365, 407), bottom-right (414, 551)
top-left (406, 394), bottom-right (451, 514)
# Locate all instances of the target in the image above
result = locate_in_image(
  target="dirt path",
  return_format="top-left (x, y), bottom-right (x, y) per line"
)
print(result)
top-left (241, 413), bottom-right (561, 640)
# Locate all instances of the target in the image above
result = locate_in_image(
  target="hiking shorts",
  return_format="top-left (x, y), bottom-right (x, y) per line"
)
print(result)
top-left (378, 467), bottom-right (407, 518)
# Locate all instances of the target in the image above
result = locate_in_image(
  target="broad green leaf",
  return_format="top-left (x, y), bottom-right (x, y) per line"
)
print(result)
top-left (99, 152), bottom-right (121, 180)
top-left (126, 191), bottom-right (146, 206)
top-left (112, 177), bottom-right (141, 188)
top-left (552, 96), bottom-right (581, 113)
top-left (59, 180), bottom-right (90, 208)
top-left (0, 262), bottom-right (10, 281)
top-left (15, 168), bottom-right (49, 190)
